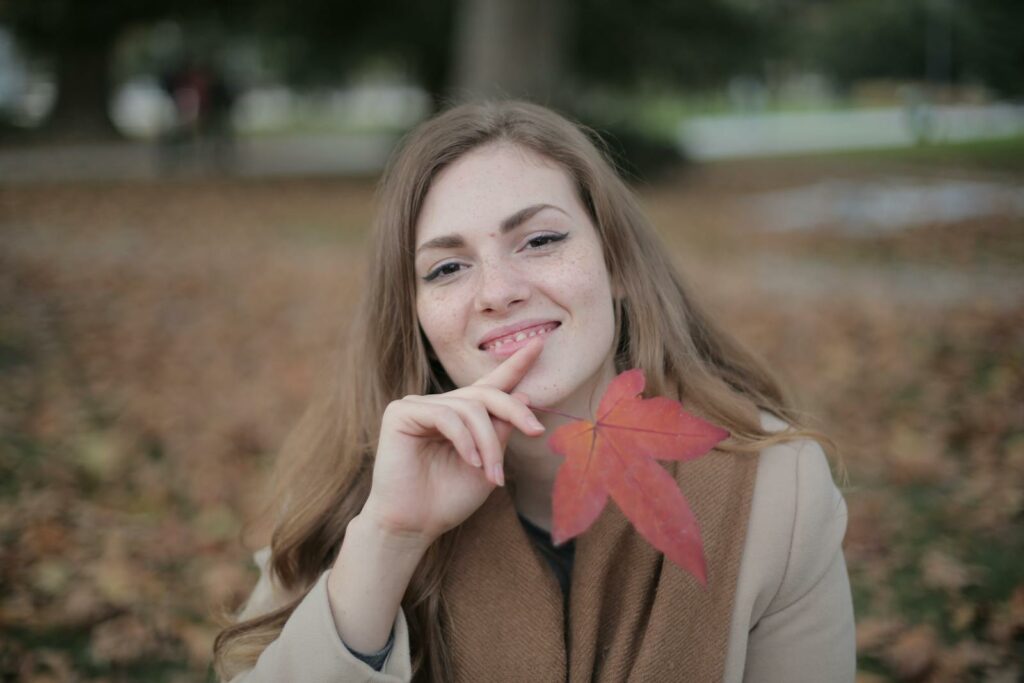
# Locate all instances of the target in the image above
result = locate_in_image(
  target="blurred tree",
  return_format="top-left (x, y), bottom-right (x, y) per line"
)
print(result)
top-left (805, 0), bottom-right (965, 89)
top-left (571, 0), bottom-right (765, 92)
top-left (564, 0), bottom-right (767, 179)
top-left (242, 0), bottom-right (761, 178)
top-left (247, 0), bottom-right (764, 107)
top-left (453, 0), bottom-right (567, 103)
top-left (0, 0), bottom-right (216, 138)
top-left (246, 0), bottom-right (456, 107)
top-left (799, 0), bottom-right (1024, 97)
top-left (956, 0), bottom-right (1024, 96)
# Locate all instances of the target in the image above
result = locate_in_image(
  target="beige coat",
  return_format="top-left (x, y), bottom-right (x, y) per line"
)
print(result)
top-left (228, 413), bottom-right (855, 682)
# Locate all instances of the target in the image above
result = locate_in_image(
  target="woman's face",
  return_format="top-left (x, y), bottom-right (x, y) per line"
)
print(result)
top-left (414, 142), bottom-right (618, 410)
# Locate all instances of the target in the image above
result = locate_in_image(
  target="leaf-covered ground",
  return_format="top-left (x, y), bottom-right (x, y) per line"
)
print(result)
top-left (1, 156), bottom-right (1021, 682)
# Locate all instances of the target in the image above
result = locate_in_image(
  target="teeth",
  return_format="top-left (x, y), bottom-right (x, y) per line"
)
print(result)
top-left (484, 323), bottom-right (559, 350)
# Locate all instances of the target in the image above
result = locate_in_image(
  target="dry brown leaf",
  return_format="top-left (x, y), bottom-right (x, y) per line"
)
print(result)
top-left (950, 601), bottom-right (976, 633)
top-left (18, 648), bottom-right (72, 683)
top-left (884, 624), bottom-right (939, 680)
top-left (89, 614), bottom-right (156, 665)
top-left (988, 585), bottom-right (1024, 644)
top-left (885, 426), bottom-right (956, 485)
top-left (933, 639), bottom-right (999, 680)
top-left (201, 561), bottom-right (249, 608)
top-left (856, 616), bottom-right (906, 653)
top-left (921, 549), bottom-right (976, 592)
top-left (984, 665), bottom-right (1022, 683)
top-left (178, 621), bottom-right (218, 666)
top-left (855, 673), bottom-right (889, 683)
top-left (90, 557), bottom-right (140, 607)
top-left (60, 582), bottom-right (109, 626)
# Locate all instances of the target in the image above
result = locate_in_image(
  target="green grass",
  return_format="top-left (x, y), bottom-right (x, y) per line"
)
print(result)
top-left (2, 625), bottom-right (195, 682)
top-left (815, 134), bottom-right (1024, 172)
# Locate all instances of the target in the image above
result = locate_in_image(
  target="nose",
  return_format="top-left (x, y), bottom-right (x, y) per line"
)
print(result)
top-left (474, 260), bottom-right (530, 314)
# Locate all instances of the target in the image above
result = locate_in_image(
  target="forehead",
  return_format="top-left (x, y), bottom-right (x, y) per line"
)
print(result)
top-left (415, 143), bottom-right (581, 243)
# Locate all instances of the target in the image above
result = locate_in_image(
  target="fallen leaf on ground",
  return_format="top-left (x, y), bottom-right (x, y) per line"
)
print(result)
top-left (884, 624), bottom-right (939, 680)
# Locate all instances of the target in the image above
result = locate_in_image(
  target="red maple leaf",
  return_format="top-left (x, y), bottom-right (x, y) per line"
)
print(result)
top-left (544, 369), bottom-right (729, 585)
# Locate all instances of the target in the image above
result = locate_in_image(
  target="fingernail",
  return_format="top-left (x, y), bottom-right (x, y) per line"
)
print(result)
top-left (470, 449), bottom-right (482, 467)
top-left (492, 464), bottom-right (505, 486)
top-left (529, 416), bottom-right (544, 431)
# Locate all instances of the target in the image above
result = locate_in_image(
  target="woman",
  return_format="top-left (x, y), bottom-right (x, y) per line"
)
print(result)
top-left (214, 100), bottom-right (856, 682)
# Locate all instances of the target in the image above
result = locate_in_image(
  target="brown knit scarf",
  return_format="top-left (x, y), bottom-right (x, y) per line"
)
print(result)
top-left (440, 449), bottom-right (759, 682)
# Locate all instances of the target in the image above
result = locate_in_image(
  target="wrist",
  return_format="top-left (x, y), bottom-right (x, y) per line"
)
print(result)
top-left (354, 502), bottom-right (436, 553)
top-left (340, 512), bottom-right (433, 567)
top-left (325, 513), bottom-right (430, 654)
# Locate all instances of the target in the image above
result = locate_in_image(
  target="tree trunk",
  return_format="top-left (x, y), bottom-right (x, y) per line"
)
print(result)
top-left (452, 0), bottom-right (568, 105)
top-left (44, 43), bottom-right (120, 141)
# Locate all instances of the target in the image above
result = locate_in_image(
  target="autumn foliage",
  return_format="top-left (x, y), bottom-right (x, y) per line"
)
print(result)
top-left (548, 369), bottom-right (729, 584)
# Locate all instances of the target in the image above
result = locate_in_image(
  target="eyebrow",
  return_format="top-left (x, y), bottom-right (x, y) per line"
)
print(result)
top-left (415, 203), bottom-right (569, 255)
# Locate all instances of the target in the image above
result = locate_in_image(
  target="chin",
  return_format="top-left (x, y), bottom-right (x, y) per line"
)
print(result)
top-left (521, 359), bottom-right (610, 415)
top-left (516, 379), bottom-right (568, 410)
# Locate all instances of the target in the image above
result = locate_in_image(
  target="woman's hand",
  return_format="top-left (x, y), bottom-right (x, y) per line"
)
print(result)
top-left (359, 338), bottom-right (545, 545)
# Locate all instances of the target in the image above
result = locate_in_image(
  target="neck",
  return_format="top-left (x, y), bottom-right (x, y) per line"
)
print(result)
top-left (506, 356), bottom-right (618, 531)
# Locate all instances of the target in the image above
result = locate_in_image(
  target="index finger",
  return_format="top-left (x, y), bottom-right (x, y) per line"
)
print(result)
top-left (472, 337), bottom-right (544, 393)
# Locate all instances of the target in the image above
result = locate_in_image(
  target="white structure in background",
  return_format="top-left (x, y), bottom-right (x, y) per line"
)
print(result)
top-left (232, 82), bottom-right (431, 134)
top-left (0, 27), bottom-right (56, 126)
top-left (678, 105), bottom-right (1024, 160)
top-left (105, 79), bottom-right (431, 139)
top-left (110, 77), bottom-right (177, 138)
top-left (231, 86), bottom-right (295, 132)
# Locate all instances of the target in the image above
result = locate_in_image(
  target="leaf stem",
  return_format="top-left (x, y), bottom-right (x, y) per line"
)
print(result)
top-left (530, 405), bottom-right (584, 422)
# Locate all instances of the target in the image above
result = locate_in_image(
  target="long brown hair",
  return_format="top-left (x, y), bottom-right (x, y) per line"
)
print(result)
top-left (213, 100), bottom-right (835, 681)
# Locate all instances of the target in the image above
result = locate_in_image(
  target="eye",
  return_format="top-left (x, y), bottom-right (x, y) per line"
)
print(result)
top-left (523, 231), bottom-right (569, 250)
top-left (423, 261), bottom-right (466, 282)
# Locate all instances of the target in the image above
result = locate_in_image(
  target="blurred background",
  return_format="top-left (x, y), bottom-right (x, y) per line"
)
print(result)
top-left (0, 0), bottom-right (1021, 681)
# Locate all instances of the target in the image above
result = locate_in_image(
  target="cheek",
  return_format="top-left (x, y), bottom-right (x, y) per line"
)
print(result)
top-left (417, 291), bottom-right (467, 352)
top-left (552, 247), bottom-right (615, 320)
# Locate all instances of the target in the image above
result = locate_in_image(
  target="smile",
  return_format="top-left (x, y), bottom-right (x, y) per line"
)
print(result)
top-left (480, 322), bottom-right (560, 352)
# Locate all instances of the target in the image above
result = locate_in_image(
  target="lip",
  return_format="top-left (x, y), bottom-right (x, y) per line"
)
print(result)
top-left (477, 319), bottom-right (561, 350)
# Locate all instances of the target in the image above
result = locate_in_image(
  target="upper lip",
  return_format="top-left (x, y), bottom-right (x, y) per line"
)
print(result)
top-left (477, 319), bottom-right (560, 349)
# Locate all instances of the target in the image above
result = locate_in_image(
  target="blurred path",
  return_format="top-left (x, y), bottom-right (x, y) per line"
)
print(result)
top-left (0, 132), bottom-right (397, 183)
top-left (709, 255), bottom-right (1024, 311)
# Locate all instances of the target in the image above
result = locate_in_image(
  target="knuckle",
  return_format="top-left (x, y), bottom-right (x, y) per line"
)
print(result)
top-left (453, 386), bottom-right (483, 402)
top-left (452, 396), bottom-right (478, 410)
top-left (471, 385), bottom-right (505, 406)
top-left (451, 395), bottom-right (486, 418)
top-left (467, 401), bottom-right (490, 420)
